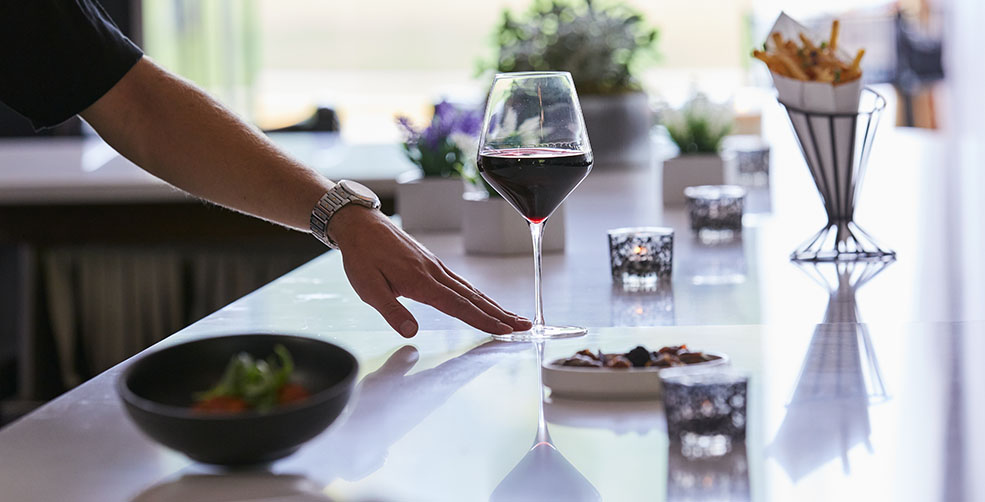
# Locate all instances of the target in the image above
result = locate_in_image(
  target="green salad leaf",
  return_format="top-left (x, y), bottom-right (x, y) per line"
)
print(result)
top-left (195, 344), bottom-right (296, 412)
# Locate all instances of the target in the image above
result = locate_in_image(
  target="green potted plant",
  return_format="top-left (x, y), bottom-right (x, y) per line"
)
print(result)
top-left (660, 93), bottom-right (734, 206)
top-left (488, 0), bottom-right (658, 167)
top-left (395, 101), bottom-right (479, 232)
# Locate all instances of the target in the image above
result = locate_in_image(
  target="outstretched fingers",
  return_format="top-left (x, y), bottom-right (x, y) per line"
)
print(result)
top-left (408, 280), bottom-right (515, 335)
top-left (435, 265), bottom-right (532, 331)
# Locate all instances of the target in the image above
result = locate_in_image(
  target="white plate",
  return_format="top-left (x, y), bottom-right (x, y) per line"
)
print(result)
top-left (541, 351), bottom-right (729, 401)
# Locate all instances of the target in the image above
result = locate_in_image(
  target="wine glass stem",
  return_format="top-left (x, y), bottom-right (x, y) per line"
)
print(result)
top-left (529, 220), bottom-right (546, 330)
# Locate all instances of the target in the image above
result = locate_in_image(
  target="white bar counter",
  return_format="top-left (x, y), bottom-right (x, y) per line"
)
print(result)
top-left (1, 103), bottom-right (984, 501)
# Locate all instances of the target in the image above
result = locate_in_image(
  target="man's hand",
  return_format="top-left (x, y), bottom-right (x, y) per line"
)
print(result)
top-left (329, 206), bottom-right (532, 337)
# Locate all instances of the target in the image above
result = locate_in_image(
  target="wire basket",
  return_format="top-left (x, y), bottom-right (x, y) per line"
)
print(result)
top-left (780, 88), bottom-right (895, 262)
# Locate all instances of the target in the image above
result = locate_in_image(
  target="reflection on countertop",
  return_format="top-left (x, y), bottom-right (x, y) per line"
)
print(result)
top-left (544, 396), bottom-right (664, 436)
top-left (296, 340), bottom-right (527, 483)
top-left (668, 442), bottom-right (751, 502)
top-left (131, 471), bottom-right (334, 502)
top-left (679, 236), bottom-right (748, 287)
top-left (769, 260), bottom-right (892, 481)
top-left (609, 281), bottom-right (676, 327)
top-left (491, 343), bottom-right (601, 502)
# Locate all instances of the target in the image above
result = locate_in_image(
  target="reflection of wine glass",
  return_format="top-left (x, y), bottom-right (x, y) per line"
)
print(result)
top-left (490, 343), bottom-right (601, 502)
top-left (478, 72), bottom-right (593, 341)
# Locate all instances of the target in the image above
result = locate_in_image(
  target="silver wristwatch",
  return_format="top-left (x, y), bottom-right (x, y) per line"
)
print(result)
top-left (309, 180), bottom-right (381, 249)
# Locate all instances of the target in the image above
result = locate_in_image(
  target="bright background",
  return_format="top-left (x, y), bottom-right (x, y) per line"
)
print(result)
top-left (141, 0), bottom-right (919, 142)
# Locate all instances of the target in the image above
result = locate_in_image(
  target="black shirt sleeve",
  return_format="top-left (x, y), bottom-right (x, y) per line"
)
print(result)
top-left (0, 0), bottom-right (143, 130)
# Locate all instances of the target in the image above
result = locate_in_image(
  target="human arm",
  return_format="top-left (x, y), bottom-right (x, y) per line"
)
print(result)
top-left (78, 57), bottom-right (531, 337)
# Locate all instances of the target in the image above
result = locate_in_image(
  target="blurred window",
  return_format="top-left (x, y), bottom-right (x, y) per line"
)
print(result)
top-left (142, 1), bottom-right (906, 142)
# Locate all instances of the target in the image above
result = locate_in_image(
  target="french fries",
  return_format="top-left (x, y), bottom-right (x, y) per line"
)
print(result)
top-left (752, 19), bottom-right (864, 85)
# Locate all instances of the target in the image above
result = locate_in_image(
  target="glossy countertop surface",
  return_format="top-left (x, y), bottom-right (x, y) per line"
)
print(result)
top-left (2, 319), bottom-right (983, 502)
top-left (2, 95), bottom-right (985, 501)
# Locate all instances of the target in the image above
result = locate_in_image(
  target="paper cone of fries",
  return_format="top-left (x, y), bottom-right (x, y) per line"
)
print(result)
top-left (756, 13), bottom-right (895, 261)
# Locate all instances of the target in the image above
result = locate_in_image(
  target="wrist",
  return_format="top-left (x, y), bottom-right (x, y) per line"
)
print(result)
top-left (308, 180), bottom-right (381, 249)
top-left (326, 205), bottom-right (381, 250)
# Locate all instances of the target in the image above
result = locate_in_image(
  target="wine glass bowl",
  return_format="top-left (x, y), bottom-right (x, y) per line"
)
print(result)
top-left (478, 72), bottom-right (592, 341)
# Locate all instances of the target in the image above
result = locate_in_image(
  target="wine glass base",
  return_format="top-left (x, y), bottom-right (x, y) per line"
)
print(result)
top-left (491, 325), bottom-right (587, 342)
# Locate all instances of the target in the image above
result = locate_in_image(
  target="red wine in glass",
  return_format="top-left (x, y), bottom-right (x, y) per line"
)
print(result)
top-left (478, 71), bottom-right (592, 341)
top-left (478, 148), bottom-right (593, 224)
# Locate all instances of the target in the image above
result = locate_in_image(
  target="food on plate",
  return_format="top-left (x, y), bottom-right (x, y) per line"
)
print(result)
top-left (752, 19), bottom-right (864, 85)
top-left (554, 345), bottom-right (720, 370)
top-left (192, 344), bottom-right (310, 413)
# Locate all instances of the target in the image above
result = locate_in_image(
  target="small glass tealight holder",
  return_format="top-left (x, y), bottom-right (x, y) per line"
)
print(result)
top-left (723, 135), bottom-right (770, 187)
top-left (607, 227), bottom-right (674, 287)
top-left (662, 368), bottom-right (748, 459)
top-left (685, 185), bottom-right (746, 244)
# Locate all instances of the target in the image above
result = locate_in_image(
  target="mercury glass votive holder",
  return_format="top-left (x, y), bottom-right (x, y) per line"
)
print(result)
top-left (684, 185), bottom-right (746, 244)
top-left (607, 227), bottom-right (674, 287)
top-left (724, 135), bottom-right (770, 187)
top-left (662, 369), bottom-right (748, 459)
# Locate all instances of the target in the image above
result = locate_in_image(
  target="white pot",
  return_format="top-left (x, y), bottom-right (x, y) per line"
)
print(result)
top-left (395, 173), bottom-right (465, 232)
top-left (580, 92), bottom-right (652, 168)
top-left (462, 192), bottom-right (565, 255)
top-left (661, 154), bottom-right (725, 207)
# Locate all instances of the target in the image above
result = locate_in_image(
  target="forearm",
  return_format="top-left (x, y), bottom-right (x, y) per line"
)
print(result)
top-left (80, 56), bottom-right (331, 231)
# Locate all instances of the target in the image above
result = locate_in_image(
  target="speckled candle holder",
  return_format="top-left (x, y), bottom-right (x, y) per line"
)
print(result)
top-left (607, 227), bottom-right (674, 286)
top-left (685, 185), bottom-right (746, 243)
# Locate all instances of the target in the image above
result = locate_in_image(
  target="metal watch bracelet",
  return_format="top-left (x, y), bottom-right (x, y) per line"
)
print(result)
top-left (309, 190), bottom-right (352, 249)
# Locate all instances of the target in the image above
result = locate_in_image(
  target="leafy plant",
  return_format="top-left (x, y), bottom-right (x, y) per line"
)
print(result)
top-left (662, 94), bottom-right (733, 155)
top-left (489, 0), bottom-right (658, 95)
top-left (397, 101), bottom-right (482, 178)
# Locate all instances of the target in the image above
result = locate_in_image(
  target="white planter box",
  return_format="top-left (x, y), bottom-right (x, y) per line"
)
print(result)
top-left (462, 192), bottom-right (565, 255)
top-left (661, 154), bottom-right (725, 207)
top-left (395, 173), bottom-right (465, 232)
top-left (580, 92), bottom-right (652, 168)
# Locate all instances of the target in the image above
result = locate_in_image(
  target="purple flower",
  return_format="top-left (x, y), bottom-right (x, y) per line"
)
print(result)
top-left (434, 100), bottom-right (457, 124)
top-left (396, 100), bottom-right (483, 177)
top-left (455, 107), bottom-right (482, 136)
top-left (399, 100), bottom-right (482, 151)
top-left (396, 116), bottom-right (419, 141)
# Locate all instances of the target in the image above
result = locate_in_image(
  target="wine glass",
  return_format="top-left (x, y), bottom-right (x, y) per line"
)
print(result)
top-left (478, 72), bottom-right (593, 341)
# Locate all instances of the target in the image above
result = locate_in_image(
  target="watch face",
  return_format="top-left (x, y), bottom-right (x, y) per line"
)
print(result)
top-left (340, 180), bottom-right (378, 203)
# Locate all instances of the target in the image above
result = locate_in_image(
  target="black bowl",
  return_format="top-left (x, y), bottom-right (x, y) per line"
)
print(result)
top-left (118, 333), bottom-right (358, 465)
